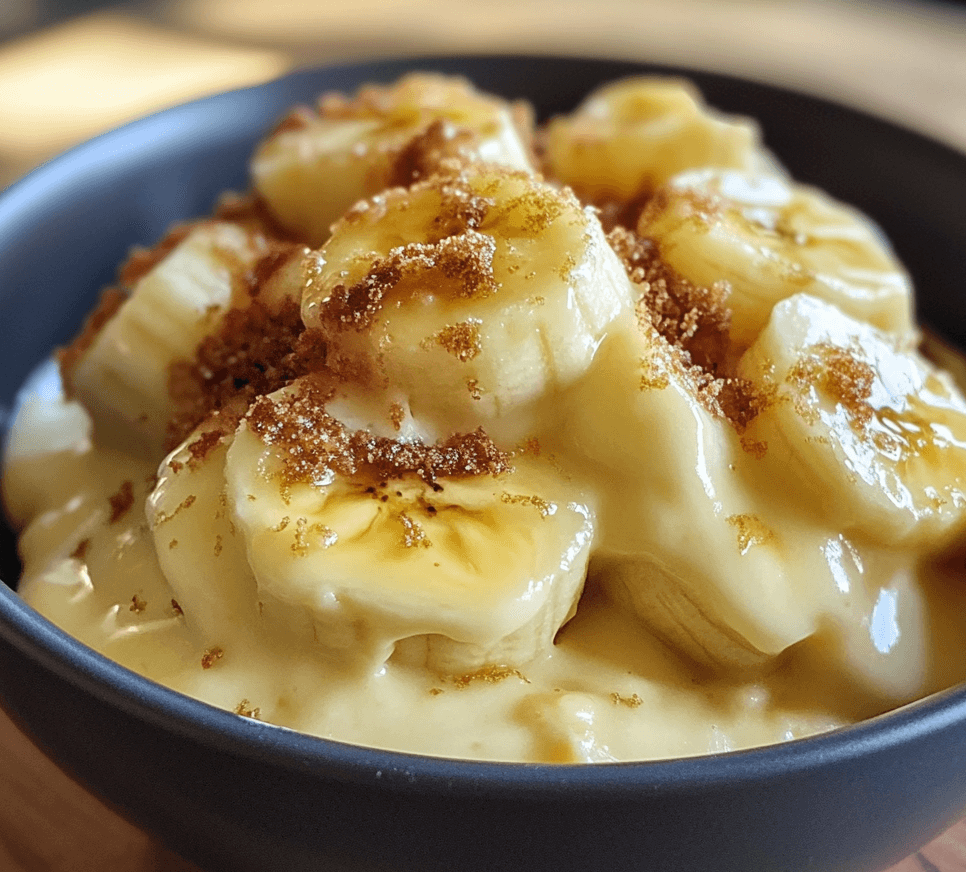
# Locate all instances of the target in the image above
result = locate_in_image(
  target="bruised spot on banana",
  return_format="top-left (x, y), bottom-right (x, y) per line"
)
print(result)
top-left (637, 168), bottom-right (916, 352)
top-left (252, 73), bottom-right (537, 247)
top-left (301, 165), bottom-right (636, 442)
top-left (217, 379), bottom-right (597, 675)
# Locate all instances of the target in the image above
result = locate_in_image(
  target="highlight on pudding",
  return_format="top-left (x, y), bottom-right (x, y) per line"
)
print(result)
top-left (6, 72), bottom-right (966, 763)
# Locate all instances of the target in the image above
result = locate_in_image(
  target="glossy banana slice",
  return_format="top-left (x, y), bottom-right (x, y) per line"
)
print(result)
top-left (223, 379), bottom-right (596, 674)
top-left (543, 77), bottom-right (776, 216)
top-left (563, 317), bottom-right (852, 669)
top-left (65, 222), bottom-right (275, 459)
top-left (251, 73), bottom-right (536, 246)
top-left (301, 165), bottom-right (635, 439)
top-left (638, 168), bottom-right (915, 351)
top-left (737, 293), bottom-right (966, 550)
top-left (147, 421), bottom-right (260, 638)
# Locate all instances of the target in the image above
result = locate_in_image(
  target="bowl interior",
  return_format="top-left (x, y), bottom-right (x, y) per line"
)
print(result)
top-left (3, 53), bottom-right (966, 788)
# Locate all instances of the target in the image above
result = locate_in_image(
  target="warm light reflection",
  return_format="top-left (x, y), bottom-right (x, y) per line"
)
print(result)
top-left (0, 12), bottom-right (289, 183)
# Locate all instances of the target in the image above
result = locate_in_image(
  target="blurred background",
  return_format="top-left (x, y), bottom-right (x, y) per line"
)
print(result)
top-left (1, 0), bottom-right (966, 189)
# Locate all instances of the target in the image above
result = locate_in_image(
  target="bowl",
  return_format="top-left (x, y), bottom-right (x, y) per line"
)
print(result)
top-left (3, 54), bottom-right (966, 872)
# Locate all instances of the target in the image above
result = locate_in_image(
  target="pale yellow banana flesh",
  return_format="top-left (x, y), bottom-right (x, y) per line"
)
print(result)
top-left (638, 168), bottom-right (916, 351)
top-left (563, 318), bottom-right (849, 668)
top-left (252, 73), bottom-right (535, 246)
top-left (543, 76), bottom-right (778, 209)
top-left (67, 222), bottom-right (270, 458)
top-left (222, 382), bottom-right (596, 674)
top-left (301, 166), bottom-right (635, 440)
top-left (737, 293), bottom-right (966, 551)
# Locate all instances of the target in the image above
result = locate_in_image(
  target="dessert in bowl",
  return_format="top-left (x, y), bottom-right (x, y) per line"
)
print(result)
top-left (2, 55), bottom-right (966, 872)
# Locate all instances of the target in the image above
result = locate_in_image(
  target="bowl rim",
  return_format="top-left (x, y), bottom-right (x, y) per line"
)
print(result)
top-left (4, 53), bottom-right (966, 800)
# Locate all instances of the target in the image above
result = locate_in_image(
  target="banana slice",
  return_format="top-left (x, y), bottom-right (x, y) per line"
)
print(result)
top-left (637, 168), bottom-right (915, 351)
top-left (737, 293), bottom-right (966, 550)
top-left (251, 73), bottom-right (536, 246)
top-left (563, 317), bottom-right (854, 669)
top-left (223, 379), bottom-right (596, 674)
top-left (147, 421), bottom-right (260, 637)
top-left (64, 222), bottom-right (279, 459)
top-left (301, 165), bottom-right (635, 440)
top-left (543, 77), bottom-right (777, 219)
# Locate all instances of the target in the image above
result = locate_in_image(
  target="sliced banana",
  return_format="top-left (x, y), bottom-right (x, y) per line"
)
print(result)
top-left (563, 317), bottom-right (855, 669)
top-left (637, 168), bottom-right (915, 351)
top-left (543, 77), bottom-right (777, 217)
top-left (223, 379), bottom-right (596, 674)
top-left (147, 421), bottom-right (261, 638)
top-left (737, 293), bottom-right (966, 551)
top-left (301, 165), bottom-right (635, 440)
top-left (65, 221), bottom-right (279, 459)
top-left (252, 73), bottom-right (536, 246)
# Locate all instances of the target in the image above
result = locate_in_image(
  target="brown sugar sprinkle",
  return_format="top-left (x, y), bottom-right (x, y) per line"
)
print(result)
top-left (787, 342), bottom-right (875, 430)
top-left (398, 512), bottom-right (431, 548)
top-left (317, 232), bottom-right (499, 334)
top-left (609, 226), bottom-right (730, 371)
top-left (201, 647), bottom-right (224, 669)
top-left (500, 492), bottom-right (555, 519)
top-left (609, 227), bottom-right (770, 433)
top-left (389, 402), bottom-right (405, 431)
top-left (166, 292), bottom-right (323, 451)
top-left (57, 287), bottom-right (126, 389)
top-left (234, 699), bottom-right (262, 719)
top-left (171, 599), bottom-right (184, 616)
top-left (610, 692), bottom-right (644, 708)
top-left (429, 687), bottom-right (444, 696)
top-left (108, 481), bottom-right (135, 523)
top-left (451, 665), bottom-right (530, 689)
top-left (466, 378), bottom-right (483, 400)
top-left (387, 118), bottom-right (477, 188)
top-left (129, 594), bottom-right (147, 614)
top-left (433, 319), bottom-right (483, 362)
top-left (726, 514), bottom-right (775, 555)
top-left (245, 379), bottom-right (510, 486)
top-left (70, 538), bottom-right (90, 561)
top-left (153, 493), bottom-right (196, 526)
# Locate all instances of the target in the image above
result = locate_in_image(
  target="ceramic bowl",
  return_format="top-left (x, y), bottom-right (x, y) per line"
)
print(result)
top-left (2, 55), bottom-right (966, 872)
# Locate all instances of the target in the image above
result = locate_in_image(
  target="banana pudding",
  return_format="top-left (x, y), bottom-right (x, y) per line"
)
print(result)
top-left (6, 73), bottom-right (966, 763)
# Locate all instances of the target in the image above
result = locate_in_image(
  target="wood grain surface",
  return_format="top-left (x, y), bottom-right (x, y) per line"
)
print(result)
top-left (3, 1), bottom-right (966, 869)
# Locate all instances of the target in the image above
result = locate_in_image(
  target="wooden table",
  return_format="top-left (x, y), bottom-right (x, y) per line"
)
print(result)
top-left (3, 1), bottom-right (966, 868)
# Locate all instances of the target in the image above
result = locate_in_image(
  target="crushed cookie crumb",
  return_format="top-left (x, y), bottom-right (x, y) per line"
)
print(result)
top-left (108, 481), bottom-right (135, 523)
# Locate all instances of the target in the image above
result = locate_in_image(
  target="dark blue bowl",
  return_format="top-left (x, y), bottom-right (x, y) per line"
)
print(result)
top-left (2, 55), bottom-right (966, 872)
